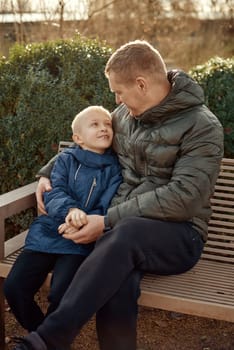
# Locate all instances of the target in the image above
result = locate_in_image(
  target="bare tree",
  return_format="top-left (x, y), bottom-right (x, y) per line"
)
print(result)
top-left (0, 0), bottom-right (233, 69)
top-left (0, 0), bottom-right (11, 12)
top-left (10, 0), bottom-right (32, 44)
top-left (57, 0), bottom-right (65, 38)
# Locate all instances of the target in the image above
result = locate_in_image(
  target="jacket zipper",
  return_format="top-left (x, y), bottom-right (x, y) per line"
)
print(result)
top-left (85, 177), bottom-right (97, 208)
top-left (74, 164), bottom-right (82, 180)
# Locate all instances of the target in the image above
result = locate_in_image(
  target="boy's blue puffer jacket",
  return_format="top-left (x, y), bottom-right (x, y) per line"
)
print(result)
top-left (25, 146), bottom-right (122, 255)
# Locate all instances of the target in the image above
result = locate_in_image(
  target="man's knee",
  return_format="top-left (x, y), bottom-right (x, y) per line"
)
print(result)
top-left (95, 220), bottom-right (134, 255)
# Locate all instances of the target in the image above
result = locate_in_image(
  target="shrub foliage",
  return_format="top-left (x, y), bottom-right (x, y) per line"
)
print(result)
top-left (0, 35), bottom-right (115, 194)
top-left (0, 40), bottom-right (233, 195)
top-left (190, 56), bottom-right (234, 158)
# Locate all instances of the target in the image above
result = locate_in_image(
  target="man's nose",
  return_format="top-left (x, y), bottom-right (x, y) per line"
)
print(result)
top-left (115, 94), bottom-right (121, 104)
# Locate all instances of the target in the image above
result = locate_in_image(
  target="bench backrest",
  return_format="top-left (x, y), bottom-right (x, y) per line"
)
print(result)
top-left (203, 158), bottom-right (234, 264)
top-left (58, 141), bottom-right (74, 152)
top-left (58, 142), bottom-right (234, 265)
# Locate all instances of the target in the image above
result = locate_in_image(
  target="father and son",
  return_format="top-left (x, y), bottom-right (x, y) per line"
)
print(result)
top-left (5, 40), bottom-right (223, 350)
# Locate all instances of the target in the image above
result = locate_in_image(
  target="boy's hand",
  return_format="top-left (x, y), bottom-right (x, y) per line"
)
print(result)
top-left (58, 222), bottom-right (70, 234)
top-left (65, 208), bottom-right (88, 228)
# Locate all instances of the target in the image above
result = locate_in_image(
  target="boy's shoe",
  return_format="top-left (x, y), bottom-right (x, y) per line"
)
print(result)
top-left (12, 336), bottom-right (34, 349)
top-left (11, 332), bottom-right (48, 350)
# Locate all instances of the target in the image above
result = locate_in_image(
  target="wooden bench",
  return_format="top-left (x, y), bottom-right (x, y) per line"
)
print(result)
top-left (0, 143), bottom-right (234, 347)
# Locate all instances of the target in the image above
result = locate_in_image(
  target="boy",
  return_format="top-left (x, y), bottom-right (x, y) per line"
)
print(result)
top-left (4, 106), bottom-right (122, 332)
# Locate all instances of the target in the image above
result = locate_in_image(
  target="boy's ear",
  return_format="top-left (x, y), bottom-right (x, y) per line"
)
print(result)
top-left (72, 133), bottom-right (83, 145)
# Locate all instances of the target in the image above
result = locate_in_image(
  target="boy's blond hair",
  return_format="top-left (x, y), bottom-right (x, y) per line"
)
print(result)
top-left (105, 40), bottom-right (167, 84)
top-left (71, 106), bottom-right (112, 133)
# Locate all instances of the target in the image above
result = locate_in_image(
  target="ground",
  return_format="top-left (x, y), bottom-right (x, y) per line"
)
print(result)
top-left (5, 291), bottom-right (234, 350)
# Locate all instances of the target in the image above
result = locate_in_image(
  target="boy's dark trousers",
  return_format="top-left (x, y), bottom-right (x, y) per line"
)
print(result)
top-left (4, 251), bottom-right (86, 331)
top-left (25, 217), bottom-right (204, 350)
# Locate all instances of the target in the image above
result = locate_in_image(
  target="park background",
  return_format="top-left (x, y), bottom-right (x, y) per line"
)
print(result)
top-left (1, 1), bottom-right (234, 349)
top-left (1, 0), bottom-right (233, 69)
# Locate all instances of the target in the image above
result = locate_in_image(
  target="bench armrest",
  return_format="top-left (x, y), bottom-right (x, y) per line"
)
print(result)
top-left (0, 182), bottom-right (37, 259)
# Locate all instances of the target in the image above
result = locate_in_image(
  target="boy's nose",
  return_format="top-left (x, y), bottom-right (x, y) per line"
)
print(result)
top-left (100, 124), bottom-right (107, 130)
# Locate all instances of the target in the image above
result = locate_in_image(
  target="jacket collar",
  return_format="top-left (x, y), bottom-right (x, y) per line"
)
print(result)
top-left (63, 146), bottom-right (117, 168)
top-left (135, 70), bottom-right (205, 124)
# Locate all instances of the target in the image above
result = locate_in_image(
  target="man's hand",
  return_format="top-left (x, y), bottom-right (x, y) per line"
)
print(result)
top-left (36, 177), bottom-right (52, 214)
top-left (62, 215), bottom-right (105, 244)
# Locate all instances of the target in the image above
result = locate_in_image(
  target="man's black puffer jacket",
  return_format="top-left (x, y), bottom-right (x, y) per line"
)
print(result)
top-left (108, 70), bottom-right (224, 242)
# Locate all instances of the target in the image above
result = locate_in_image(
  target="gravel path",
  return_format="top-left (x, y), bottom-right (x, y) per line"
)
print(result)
top-left (5, 291), bottom-right (234, 350)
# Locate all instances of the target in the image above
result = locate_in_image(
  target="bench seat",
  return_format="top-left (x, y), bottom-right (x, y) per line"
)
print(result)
top-left (139, 259), bottom-right (234, 322)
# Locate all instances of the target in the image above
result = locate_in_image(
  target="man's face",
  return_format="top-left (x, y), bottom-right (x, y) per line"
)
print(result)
top-left (108, 71), bottom-right (146, 117)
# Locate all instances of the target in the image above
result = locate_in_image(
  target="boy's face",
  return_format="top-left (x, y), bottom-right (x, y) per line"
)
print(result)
top-left (72, 111), bottom-right (113, 154)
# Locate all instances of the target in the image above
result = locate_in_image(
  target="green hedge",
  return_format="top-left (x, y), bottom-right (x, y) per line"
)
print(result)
top-left (190, 56), bottom-right (234, 157)
top-left (0, 35), bottom-right (115, 194)
top-left (1, 42), bottom-right (233, 195)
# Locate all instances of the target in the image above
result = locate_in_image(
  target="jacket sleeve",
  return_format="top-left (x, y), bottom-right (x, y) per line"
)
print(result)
top-left (107, 111), bottom-right (224, 227)
top-left (36, 155), bottom-right (58, 179)
top-left (43, 154), bottom-right (80, 220)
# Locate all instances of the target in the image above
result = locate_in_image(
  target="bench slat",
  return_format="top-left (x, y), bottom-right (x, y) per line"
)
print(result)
top-left (208, 219), bottom-right (234, 228)
top-left (208, 227), bottom-right (234, 235)
top-left (218, 171), bottom-right (234, 178)
top-left (211, 213), bottom-right (234, 222)
top-left (58, 141), bottom-right (73, 152)
top-left (215, 178), bottom-right (234, 185)
top-left (204, 246), bottom-right (234, 255)
top-left (206, 241), bottom-right (234, 249)
top-left (201, 253), bottom-right (234, 263)
top-left (214, 184), bottom-right (234, 192)
top-left (211, 207), bottom-right (234, 215)
top-left (211, 199), bottom-right (234, 207)
top-left (207, 232), bottom-right (234, 240)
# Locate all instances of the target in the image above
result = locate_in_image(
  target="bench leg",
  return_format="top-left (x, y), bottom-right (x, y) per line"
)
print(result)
top-left (0, 277), bottom-right (6, 349)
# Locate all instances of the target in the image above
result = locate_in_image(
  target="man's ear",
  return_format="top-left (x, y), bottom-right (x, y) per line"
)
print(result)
top-left (136, 76), bottom-right (147, 93)
top-left (72, 133), bottom-right (83, 146)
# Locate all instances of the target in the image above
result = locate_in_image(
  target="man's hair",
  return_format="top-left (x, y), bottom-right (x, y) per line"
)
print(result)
top-left (105, 40), bottom-right (167, 84)
top-left (71, 106), bottom-right (111, 133)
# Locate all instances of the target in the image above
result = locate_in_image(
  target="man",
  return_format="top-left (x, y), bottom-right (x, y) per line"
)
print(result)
top-left (13, 40), bottom-right (223, 350)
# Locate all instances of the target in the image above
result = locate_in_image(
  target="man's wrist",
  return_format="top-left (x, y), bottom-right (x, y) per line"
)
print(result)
top-left (104, 215), bottom-right (111, 231)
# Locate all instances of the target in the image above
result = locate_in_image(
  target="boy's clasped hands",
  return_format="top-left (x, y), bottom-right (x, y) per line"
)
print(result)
top-left (58, 208), bottom-right (88, 236)
top-left (58, 209), bottom-right (105, 244)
